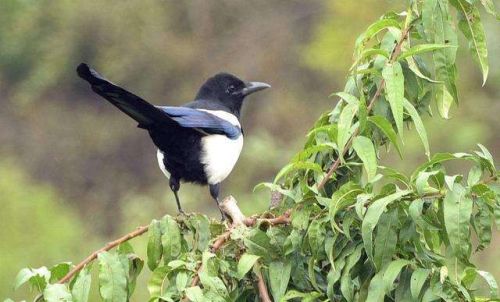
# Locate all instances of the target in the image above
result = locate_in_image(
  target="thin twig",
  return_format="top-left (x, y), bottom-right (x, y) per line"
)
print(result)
top-left (255, 263), bottom-right (272, 302)
top-left (57, 225), bottom-right (149, 284)
top-left (317, 25), bottom-right (412, 191)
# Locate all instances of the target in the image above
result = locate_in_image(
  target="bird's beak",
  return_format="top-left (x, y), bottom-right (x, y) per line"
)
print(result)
top-left (241, 81), bottom-right (271, 96)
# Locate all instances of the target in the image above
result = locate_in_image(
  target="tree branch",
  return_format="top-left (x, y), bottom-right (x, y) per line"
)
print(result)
top-left (317, 25), bottom-right (412, 191)
top-left (255, 263), bottom-right (272, 302)
top-left (57, 225), bottom-right (149, 284)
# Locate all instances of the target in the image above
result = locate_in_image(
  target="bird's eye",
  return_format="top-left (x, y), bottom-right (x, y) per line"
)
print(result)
top-left (226, 85), bottom-right (236, 95)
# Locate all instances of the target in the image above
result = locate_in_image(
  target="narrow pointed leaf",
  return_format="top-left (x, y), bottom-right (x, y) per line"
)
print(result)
top-left (337, 103), bottom-right (358, 157)
top-left (373, 210), bottom-right (398, 269)
top-left (368, 115), bottom-right (402, 158)
top-left (362, 190), bottom-right (412, 261)
top-left (443, 184), bottom-right (473, 259)
top-left (352, 136), bottom-right (378, 182)
top-left (382, 61), bottom-right (404, 138)
top-left (403, 99), bottom-right (430, 157)
top-left (411, 268), bottom-right (430, 300)
top-left (452, 0), bottom-right (489, 84)
top-left (399, 44), bottom-right (456, 60)
top-left (269, 261), bottom-right (292, 302)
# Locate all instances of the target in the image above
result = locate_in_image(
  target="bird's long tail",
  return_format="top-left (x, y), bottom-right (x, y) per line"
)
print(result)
top-left (77, 63), bottom-right (171, 129)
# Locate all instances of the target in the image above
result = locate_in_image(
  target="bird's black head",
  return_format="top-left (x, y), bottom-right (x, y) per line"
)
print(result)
top-left (195, 73), bottom-right (270, 117)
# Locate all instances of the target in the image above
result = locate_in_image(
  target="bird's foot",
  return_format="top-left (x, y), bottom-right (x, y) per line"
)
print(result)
top-left (218, 208), bottom-right (227, 222)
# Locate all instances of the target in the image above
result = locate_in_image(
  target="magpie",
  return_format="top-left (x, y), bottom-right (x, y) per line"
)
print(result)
top-left (76, 63), bottom-right (270, 218)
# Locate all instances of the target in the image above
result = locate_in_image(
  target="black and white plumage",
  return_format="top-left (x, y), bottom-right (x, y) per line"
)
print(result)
top-left (76, 63), bottom-right (270, 218)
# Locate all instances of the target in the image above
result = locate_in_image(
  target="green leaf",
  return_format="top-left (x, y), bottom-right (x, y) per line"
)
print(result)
top-left (452, 0), bottom-right (489, 84)
top-left (269, 261), bottom-right (292, 302)
top-left (243, 229), bottom-right (274, 260)
top-left (373, 209), bottom-right (398, 269)
top-left (399, 44), bottom-right (456, 60)
top-left (351, 48), bottom-right (390, 70)
top-left (422, 0), bottom-right (439, 42)
top-left (368, 115), bottom-right (402, 158)
top-left (15, 267), bottom-right (51, 292)
top-left (436, 84), bottom-right (454, 119)
top-left (185, 286), bottom-right (204, 302)
top-left (443, 184), bottom-right (473, 259)
top-left (406, 56), bottom-right (441, 83)
top-left (97, 252), bottom-right (128, 302)
top-left (362, 190), bottom-right (411, 261)
top-left (476, 270), bottom-right (499, 299)
top-left (411, 268), bottom-right (430, 300)
top-left (432, 0), bottom-right (459, 112)
top-left (274, 162), bottom-right (323, 183)
top-left (308, 219), bottom-right (326, 258)
top-left (475, 200), bottom-right (492, 251)
top-left (160, 216), bottom-right (182, 264)
top-left (382, 61), bottom-right (405, 138)
top-left (352, 136), bottom-right (378, 182)
top-left (333, 92), bottom-right (359, 106)
top-left (126, 255), bottom-right (144, 298)
top-left (411, 152), bottom-right (468, 181)
top-left (340, 244), bottom-right (363, 301)
top-left (366, 259), bottom-right (411, 302)
top-left (71, 267), bottom-right (91, 302)
top-left (43, 284), bottom-right (73, 302)
top-left (236, 254), bottom-right (260, 280)
top-left (282, 290), bottom-right (322, 301)
top-left (403, 99), bottom-right (430, 157)
top-left (476, 143), bottom-right (496, 171)
top-left (49, 263), bottom-right (71, 283)
top-left (198, 271), bottom-right (228, 298)
top-left (147, 266), bottom-right (170, 297)
top-left (329, 182), bottom-right (363, 232)
top-left (337, 103), bottom-right (358, 157)
top-left (14, 268), bottom-right (33, 290)
top-left (147, 219), bottom-right (163, 271)
top-left (355, 18), bottom-right (401, 55)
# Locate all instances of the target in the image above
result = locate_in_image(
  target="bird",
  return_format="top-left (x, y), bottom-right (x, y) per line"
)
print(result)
top-left (76, 63), bottom-right (270, 219)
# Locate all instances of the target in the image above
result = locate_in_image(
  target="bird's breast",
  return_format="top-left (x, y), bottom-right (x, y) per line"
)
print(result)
top-left (200, 134), bottom-right (243, 185)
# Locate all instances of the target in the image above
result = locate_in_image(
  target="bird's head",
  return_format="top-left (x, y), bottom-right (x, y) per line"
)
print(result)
top-left (195, 73), bottom-right (270, 116)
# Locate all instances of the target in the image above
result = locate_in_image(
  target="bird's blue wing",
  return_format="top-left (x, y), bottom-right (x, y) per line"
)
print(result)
top-left (158, 106), bottom-right (241, 139)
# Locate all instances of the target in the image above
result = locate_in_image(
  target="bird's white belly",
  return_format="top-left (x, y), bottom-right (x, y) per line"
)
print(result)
top-left (201, 134), bottom-right (243, 185)
top-left (156, 149), bottom-right (170, 179)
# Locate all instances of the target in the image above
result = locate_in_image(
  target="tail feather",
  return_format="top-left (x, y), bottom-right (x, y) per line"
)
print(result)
top-left (76, 63), bottom-right (172, 128)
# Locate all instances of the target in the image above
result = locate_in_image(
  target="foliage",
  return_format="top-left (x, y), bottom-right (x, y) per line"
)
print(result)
top-left (6, 0), bottom-right (500, 301)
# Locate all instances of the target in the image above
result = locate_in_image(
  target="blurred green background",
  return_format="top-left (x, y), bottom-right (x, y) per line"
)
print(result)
top-left (0, 0), bottom-right (498, 300)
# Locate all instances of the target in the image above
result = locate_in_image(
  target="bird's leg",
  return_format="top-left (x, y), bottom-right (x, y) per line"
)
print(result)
top-left (169, 177), bottom-right (185, 214)
top-left (209, 183), bottom-right (226, 221)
